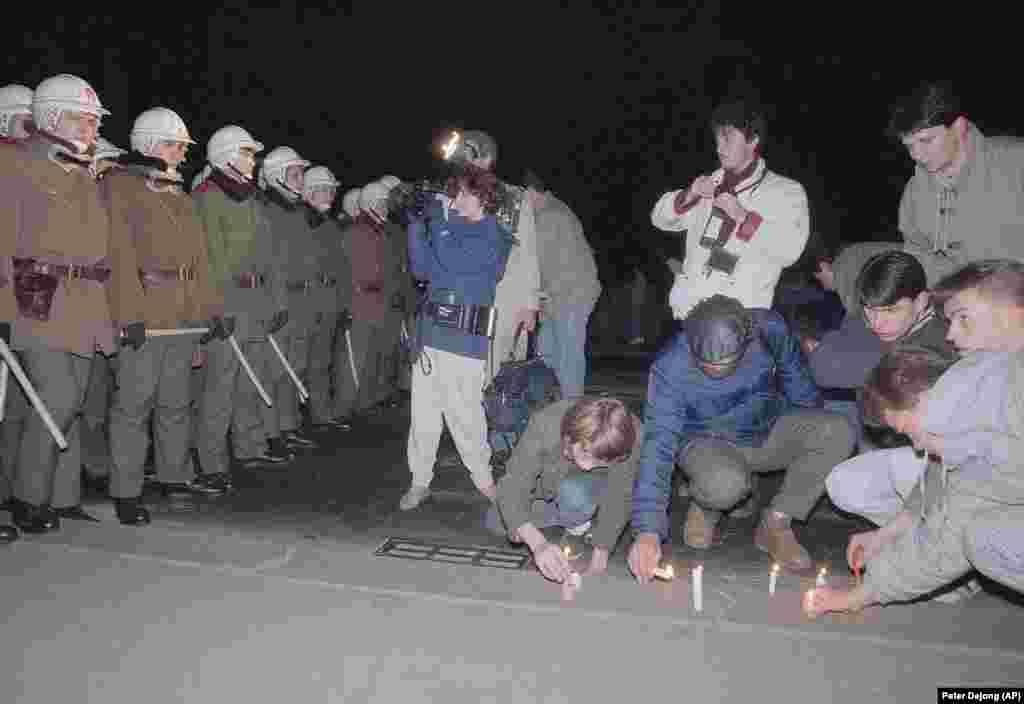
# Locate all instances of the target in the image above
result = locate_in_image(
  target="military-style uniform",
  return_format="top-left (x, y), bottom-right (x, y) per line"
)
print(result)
top-left (307, 210), bottom-right (350, 425)
top-left (381, 221), bottom-right (415, 395)
top-left (103, 165), bottom-right (223, 495)
top-left (193, 170), bottom-right (286, 472)
top-left (332, 214), bottom-right (392, 419)
top-left (0, 137), bottom-right (145, 510)
top-left (261, 193), bottom-right (316, 438)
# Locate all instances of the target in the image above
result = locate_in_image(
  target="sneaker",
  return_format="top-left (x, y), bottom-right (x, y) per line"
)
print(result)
top-left (683, 503), bottom-right (719, 549)
top-left (399, 485), bottom-right (431, 511)
top-left (932, 578), bottom-right (982, 604)
top-left (755, 512), bottom-right (813, 572)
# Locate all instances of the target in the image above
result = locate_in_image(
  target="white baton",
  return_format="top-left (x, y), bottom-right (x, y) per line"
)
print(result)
top-left (267, 333), bottom-right (309, 402)
top-left (144, 327), bottom-right (210, 337)
top-left (0, 339), bottom-right (69, 450)
top-left (0, 361), bottom-right (7, 421)
top-left (228, 334), bottom-right (273, 407)
top-left (345, 328), bottom-right (359, 390)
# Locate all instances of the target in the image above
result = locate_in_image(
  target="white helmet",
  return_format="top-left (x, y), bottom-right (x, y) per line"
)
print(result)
top-left (341, 188), bottom-right (361, 218)
top-left (259, 145), bottom-right (309, 200)
top-left (378, 175), bottom-right (402, 191)
top-left (0, 84), bottom-right (33, 137)
top-left (130, 107), bottom-right (194, 156)
top-left (206, 124), bottom-right (263, 170)
top-left (358, 179), bottom-right (391, 217)
top-left (303, 165), bottom-right (339, 196)
top-left (31, 74), bottom-right (109, 136)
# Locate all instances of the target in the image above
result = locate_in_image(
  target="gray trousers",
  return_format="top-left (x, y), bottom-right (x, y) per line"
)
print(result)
top-left (307, 313), bottom-right (337, 424)
top-left (109, 337), bottom-right (196, 497)
top-left (332, 319), bottom-right (391, 419)
top-left (197, 337), bottom-right (277, 473)
top-left (680, 410), bottom-right (855, 521)
top-left (13, 348), bottom-right (94, 507)
top-left (965, 508), bottom-right (1024, 595)
top-left (80, 354), bottom-right (114, 478)
top-left (275, 322), bottom-right (311, 433)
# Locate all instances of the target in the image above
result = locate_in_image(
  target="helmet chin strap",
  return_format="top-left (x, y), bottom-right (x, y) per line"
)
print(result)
top-left (225, 161), bottom-right (255, 184)
top-left (31, 122), bottom-right (95, 165)
top-left (273, 176), bottom-right (303, 201)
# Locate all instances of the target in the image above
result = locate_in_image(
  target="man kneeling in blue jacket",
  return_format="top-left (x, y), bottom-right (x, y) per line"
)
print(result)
top-left (628, 295), bottom-right (855, 578)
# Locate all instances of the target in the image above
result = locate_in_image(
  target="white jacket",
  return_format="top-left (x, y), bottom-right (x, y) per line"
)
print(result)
top-left (651, 159), bottom-right (809, 319)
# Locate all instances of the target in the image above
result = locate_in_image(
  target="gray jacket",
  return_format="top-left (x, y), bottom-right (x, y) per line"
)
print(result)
top-left (899, 124), bottom-right (1024, 282)
top-left (868, 351), bottom-right (1024, 602)
top-left (535, 194), bottom-right (602, 310)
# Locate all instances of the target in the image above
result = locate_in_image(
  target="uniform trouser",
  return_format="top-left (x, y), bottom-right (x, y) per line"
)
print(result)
top-left (1, 359), bottom-right (31, 502)
top-left (80, 353), bottom-right (113, 478)
top-left (537, 302), bottom-right (595, 400)
top-left (13, 347), bottom-right (93, 508)
top-left (332, 319), bottom-right (391, 419)
top-left (274, 322), bottom-right (311, 434)
top-left (680, 410), bottom-right (855, 521)
top-left (826, 446), bottom-right (928, 526)
top-left (197, 337), bottom-right (277, 474)
top-left (964, 508), bottom-right (1024, 594)
top-left (407, 346), bottom-right (493, 491)
top-left (307, 313), bottom-right (337, 424)
top-left (109, 337), bottom-right (196, 497)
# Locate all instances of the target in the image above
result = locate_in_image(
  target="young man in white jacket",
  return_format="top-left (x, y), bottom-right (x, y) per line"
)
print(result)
top-left (651, 100), bottom-right (810, 320)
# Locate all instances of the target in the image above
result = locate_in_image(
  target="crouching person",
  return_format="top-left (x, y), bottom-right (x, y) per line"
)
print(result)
top-left (808, 345), bottom-right (1024, 615)
top-left (487, 397), bottom-right (641, 582)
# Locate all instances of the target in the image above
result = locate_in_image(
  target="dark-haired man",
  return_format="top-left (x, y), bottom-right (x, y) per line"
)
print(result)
top-left (628, 295), bottom-right (854, 578)
top-left (651, 100), bottom-right (810, 320)
top-left (890, 81), bottom-right (1024, 281)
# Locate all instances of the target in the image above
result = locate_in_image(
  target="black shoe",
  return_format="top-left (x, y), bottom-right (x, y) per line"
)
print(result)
top-left (54, 505), bottom-right (101, 522)
top-left (114, 498), bottom-right (151, 526)
top-left (156, 478), bottom-right (226, 497)
top-left (10, 499), bottom-right (59, 534)
top-left (0, 523), bottom-right (19, 543)
top-left (282, 430), bottom-right (317, 449)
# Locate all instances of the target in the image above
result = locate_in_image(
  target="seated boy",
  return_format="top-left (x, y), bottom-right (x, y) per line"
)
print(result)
top-left (487, 397), bottom-right (641, 583)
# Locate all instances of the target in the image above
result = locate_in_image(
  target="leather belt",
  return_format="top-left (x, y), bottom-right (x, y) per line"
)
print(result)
top-left (423, 301), bottom-right (497, 338)
top-left (235, 272), bottom-right (266, 289)
top-left (13, 258), bottom-right (111, 283)
top-left (140, 265), bottom-right (195, 285)
top-left (287, 279), bottom-right (312, 293)
top-left (316, 273), bottom-right (337, 287)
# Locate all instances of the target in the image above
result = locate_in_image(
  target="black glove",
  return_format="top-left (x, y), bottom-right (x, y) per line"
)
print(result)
top-left (0, 321), bottom-right (10, 346)
top-left (338, 309), bottom-right (353, 331)
top-left (267, 309), bottom-right (288, 334)
top-left (200, 316), bottom-right (236, 344)
top-left (122, 322), bottom-right (146, 350)
top-left (219, 315), bottom-right (236, 339)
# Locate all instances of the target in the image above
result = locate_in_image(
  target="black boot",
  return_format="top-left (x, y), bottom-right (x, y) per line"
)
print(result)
top-left (114, 497), bottom-right (151, 526)
top-left (9, 499), bottom-right (59, 534)
top-left (54, 505), bottom-right (101, 522)
top-left (0, 523), bottom-right (19, 543)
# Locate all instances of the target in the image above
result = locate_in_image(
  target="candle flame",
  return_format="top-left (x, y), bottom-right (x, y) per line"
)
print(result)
top-left (771, 563), bottom-right (780, 574)
top-left (442, 131), bottom-right (461, 160)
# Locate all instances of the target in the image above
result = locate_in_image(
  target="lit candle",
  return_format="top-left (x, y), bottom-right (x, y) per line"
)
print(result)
top-left (769, 563), bottom-right (780, 595)
top-left (562, 545), bottom-right (574, 560)
top-left (653, 564), bottom-right (675, 581)
top-left (816, 567), bottom-right (828, 588)
top-left (567, 572), bottom-right (582, 589)
top-left (692, 564), bottom-right (703, 612)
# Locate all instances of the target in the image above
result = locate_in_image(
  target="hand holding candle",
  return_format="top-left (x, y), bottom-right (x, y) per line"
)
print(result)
top-left (816, 566), bottom-right (828, 588)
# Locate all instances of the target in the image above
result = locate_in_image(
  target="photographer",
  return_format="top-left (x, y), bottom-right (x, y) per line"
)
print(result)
top-left (400, 166), bottom-right (515, 510)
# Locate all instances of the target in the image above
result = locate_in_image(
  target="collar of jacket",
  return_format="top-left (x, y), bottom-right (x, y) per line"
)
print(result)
top-left (711, 158), bottom-right (768, 197)
top-left (208, 166), bottom-right (259, 202)
top-left (263, 185), bottom-right (300, 212)
top-left (356, 211), bottom-right (386, 236)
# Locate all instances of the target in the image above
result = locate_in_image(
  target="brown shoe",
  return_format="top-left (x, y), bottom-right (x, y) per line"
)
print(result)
top-left (755, 513), bottom-right (813, 572)
top-left (683, 503), bottom-right (719, 549)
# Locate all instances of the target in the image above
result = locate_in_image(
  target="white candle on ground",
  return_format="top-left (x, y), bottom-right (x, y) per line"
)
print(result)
top-left (692, 564), bottom-right (703, 612)
top-left (816, 567), bottom-right (828, 588)
top-left (567, 572), bottom-right (581, 589)
top-left (769, 563), bottom-right (780, 595)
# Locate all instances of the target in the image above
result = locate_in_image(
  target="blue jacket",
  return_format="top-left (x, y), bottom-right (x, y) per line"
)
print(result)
top-left (631, 309), bottom-right (822, 540)
top-left (408, 201), bottom-right (514, 359)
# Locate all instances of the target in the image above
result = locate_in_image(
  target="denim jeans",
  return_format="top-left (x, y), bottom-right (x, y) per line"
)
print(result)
top-left (486, 471), bottom-right (609, 535)
top-left (538, 302), bottom-right (594, 400)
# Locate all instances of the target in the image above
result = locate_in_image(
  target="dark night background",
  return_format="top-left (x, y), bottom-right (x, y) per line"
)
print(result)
top-left (5, 5), bottom-right (1017, 291)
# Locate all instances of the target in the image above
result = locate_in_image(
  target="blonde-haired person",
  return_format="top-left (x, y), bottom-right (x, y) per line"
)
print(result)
top-left (488, 397), bottom-right (642, 582)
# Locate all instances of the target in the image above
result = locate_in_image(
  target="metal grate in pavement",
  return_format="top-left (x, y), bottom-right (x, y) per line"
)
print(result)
top-left (374, 537), bottom-right (531, 570)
